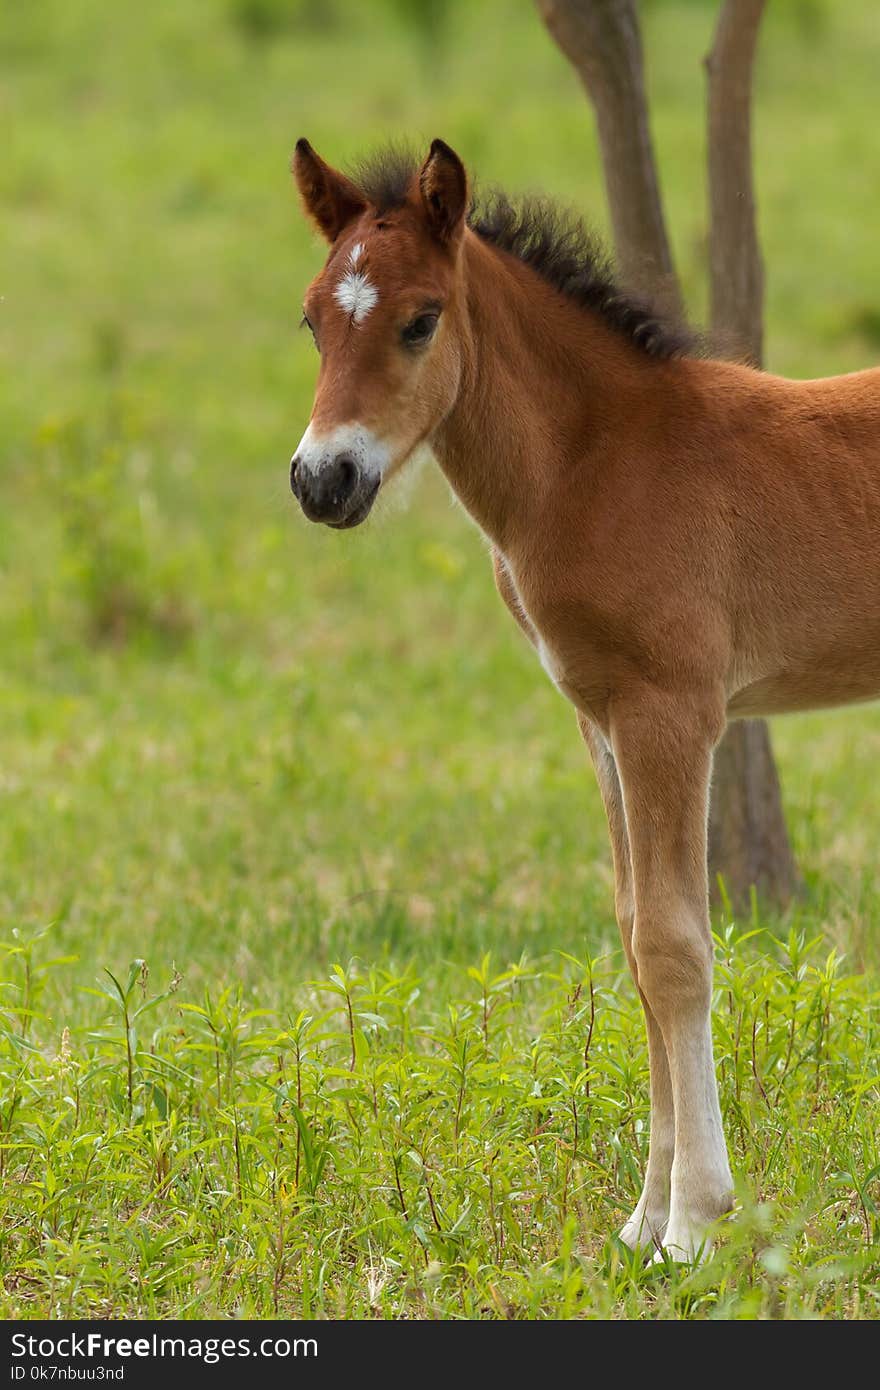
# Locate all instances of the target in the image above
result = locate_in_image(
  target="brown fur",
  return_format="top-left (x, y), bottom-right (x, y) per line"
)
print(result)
top-left (291, 139), bottom-right (880, 1257)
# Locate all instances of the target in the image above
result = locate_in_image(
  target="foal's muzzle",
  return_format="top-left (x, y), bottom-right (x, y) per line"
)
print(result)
top-left (289, 452), bottom-right (379, 529)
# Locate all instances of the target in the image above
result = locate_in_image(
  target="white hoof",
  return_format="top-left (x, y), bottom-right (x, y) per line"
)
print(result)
top-left (618, 1209), bottom-right (668, 1254)
top-left (650, 1228), bottom-right (713, 1266)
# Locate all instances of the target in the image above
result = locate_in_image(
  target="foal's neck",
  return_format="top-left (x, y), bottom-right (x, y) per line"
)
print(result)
top-left (432, 230), bottom-right (674, 552)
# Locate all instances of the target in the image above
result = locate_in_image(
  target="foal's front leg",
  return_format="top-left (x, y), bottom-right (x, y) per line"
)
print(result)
top-left (611, 692), bottom-right (734, 1261)
top-left (578, 714), bottom-right (674, 1252)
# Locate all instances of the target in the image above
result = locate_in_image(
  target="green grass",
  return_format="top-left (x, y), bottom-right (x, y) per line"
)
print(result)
top-left (1, 0), bottom-right (879, 1319)
top-left (2, 926), bottom-right (878, 1318)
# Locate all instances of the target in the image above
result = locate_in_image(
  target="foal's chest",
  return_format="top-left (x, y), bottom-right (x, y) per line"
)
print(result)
top-left (494, 551), bottom-right (594, 711)
top-left (535, 635), bottom-right (566, 692)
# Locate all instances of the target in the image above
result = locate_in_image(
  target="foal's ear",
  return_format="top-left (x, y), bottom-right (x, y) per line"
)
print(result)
top-left (292, 139), bottom-right (366, 242)
top-left (419, 139), bottom-right (468, 245)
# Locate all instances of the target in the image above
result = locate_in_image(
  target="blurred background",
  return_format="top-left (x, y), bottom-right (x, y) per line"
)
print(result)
top-left (4, 0), bottom-right (880, 998)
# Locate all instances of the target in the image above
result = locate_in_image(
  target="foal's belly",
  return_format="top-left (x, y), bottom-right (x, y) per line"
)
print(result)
top-left (499, 550), bottom-right (880, 724)
top-left (728, 659), bottom-right (880, 718)
top-left (540, 631), bottom-right (880, 724)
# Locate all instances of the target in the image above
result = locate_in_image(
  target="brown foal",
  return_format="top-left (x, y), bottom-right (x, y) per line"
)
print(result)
top-left (289, 137), bottom-right (880, 1261)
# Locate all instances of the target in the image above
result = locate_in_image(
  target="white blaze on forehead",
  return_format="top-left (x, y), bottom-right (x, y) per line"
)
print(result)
top-left (334, 271), bottom-right (378, 323)
top-left (292, 421), bottom-right (391, 481)
top-left (333, 241), bottom-right (378, 324)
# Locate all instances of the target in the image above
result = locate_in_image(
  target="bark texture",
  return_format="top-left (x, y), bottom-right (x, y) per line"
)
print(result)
top-left (534, 0), bottom-right (681, 316)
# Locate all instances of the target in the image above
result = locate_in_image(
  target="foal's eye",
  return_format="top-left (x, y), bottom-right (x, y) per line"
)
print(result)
top-left (300, 314), bottom-right (318, 349)
top-left (401, 312), bottom-right (439, 348)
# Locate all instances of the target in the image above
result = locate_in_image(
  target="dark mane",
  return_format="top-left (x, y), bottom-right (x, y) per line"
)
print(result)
top-left (348, 143), bottom-right (419, 215)
top-left (347, 147), bottom-right (698, 362)
top-left (470, 191), bottom-right (697, 361)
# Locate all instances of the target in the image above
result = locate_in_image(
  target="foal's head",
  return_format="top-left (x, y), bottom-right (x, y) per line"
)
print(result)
top-left (290, 139), bottom-right (469, 528)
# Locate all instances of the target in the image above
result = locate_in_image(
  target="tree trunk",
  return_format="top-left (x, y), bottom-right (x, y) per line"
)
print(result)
top-left (534, 0), bottom-right (681, 316)
top-left (535, 0), bottom-right (798, 907)
top-left (707, 0), bottom-right (765, 365)
top-left (705, 0), bottom-right (800, 906)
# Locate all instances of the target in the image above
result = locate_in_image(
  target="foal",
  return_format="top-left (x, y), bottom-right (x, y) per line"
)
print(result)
top-left (289, 138), bottom-right (880, 1261)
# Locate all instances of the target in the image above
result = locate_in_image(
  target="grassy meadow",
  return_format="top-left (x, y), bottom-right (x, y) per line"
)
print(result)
top-left (2, 0), bottom-right (879, 1319)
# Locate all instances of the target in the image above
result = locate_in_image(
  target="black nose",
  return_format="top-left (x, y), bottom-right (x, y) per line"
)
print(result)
top-left (333, 454), bottom-right (357, 498)
top-left (296, 452), bottom-right (360, 523)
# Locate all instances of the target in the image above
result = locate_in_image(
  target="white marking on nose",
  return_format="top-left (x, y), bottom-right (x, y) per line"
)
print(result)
top-left (292, 421), bottom-right (390, 482)
top-left (334, 271), bottom-right (378, 324)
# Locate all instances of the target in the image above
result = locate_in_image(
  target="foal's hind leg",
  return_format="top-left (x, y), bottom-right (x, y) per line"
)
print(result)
top-left (610, 692), bottom-right (734, 1261)
top-left (577, 715), bottom-right (674, 1252)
